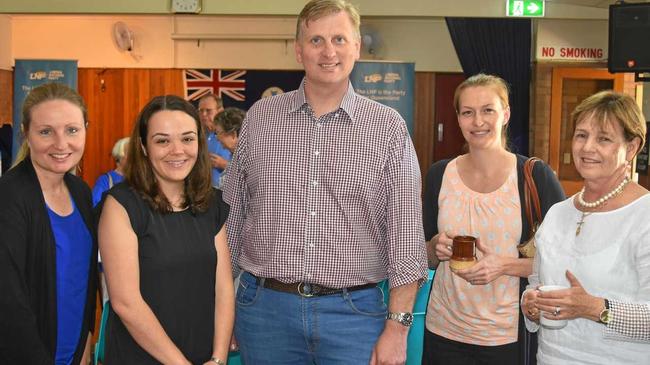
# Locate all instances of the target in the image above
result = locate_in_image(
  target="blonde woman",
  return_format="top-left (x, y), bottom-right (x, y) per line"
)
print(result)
top-left (0, 83), bottom-right (96, 364)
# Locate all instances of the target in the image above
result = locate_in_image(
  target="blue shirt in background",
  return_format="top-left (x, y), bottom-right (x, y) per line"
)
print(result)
top-left (92, 170), bottom-right (124, 206)
top-left (206, 131), bottom-right (231, 187)
top-left (47, 200), bottom-right (92, 365)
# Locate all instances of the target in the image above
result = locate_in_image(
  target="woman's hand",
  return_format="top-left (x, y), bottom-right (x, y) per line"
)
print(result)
top-left (453, 238), bottom-right (506, 285)
top-left (434, 232), bottom-right (453, 262)
top-left (522, 289), bottom-right (541, 322)
top-left (535, 271), bottom-right (603, 322)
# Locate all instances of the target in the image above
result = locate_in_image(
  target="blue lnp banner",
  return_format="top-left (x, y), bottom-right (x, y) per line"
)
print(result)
top-left (12, 60), bottom-right (78, 162)
top-left (350, 61), bottom-right (415, 136)
top-left (183, 69), bottom-right (304, 110)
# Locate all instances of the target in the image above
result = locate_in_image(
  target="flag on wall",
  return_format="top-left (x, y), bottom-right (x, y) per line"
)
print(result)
top-left (183, 69), bottom-right (304, 110)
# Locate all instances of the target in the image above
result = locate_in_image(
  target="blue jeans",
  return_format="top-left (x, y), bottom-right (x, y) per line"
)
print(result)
top-left (235, 272), bottom-right (387, 365)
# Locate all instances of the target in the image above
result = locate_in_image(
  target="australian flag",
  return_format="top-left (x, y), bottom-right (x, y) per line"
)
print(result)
top-left (184, 68), bottom-right (304, 110)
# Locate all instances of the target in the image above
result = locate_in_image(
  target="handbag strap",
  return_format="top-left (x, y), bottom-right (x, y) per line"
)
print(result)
top-left (524, 157), bottom-right (542, 234)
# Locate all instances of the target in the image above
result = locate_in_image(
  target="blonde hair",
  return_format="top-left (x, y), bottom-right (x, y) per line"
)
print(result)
top-left (12, 83), bottom-right (87, 168)
top-left (111, 137), bottom-right (130, 163)
top-left (296, 0), bottom-right (361, 40)
top-left (572, 90), bottom-right (646, 156)
top-left (453, 73), bottom-right (511, 149)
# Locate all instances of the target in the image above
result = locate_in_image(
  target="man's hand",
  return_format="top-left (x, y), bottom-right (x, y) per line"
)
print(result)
top-left (369, 321), bottom-right (408, 365)
top-left (209, 153), bottom-right (228, 170)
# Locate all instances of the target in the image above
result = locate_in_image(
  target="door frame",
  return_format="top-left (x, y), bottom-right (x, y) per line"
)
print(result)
top-left (549, 67), bottom-right (625, 195)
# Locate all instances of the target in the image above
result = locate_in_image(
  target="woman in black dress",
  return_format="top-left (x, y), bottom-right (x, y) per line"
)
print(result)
top-left (98, 95), bottom-right (234, 365)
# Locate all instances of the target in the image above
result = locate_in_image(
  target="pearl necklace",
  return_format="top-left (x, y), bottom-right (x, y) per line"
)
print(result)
top-left (577, 176), bottom-right (630, 209)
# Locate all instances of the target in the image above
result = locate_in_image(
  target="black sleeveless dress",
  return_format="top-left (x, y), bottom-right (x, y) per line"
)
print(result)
top-left (103, 183), bottom-right (228, 364)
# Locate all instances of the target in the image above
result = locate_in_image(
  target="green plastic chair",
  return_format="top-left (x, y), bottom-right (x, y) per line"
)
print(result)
top-left (93, 301), bottom-right (110, 365)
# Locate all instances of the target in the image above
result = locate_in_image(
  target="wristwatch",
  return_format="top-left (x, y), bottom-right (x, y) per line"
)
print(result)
top-left (386, 312), bottom-right (414, 327)
top-left (599, 298), bottom-right (611, 325)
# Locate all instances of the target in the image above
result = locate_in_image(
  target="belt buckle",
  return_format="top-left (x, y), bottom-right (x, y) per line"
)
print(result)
top-left (297, 282), bottom-right (314, 297)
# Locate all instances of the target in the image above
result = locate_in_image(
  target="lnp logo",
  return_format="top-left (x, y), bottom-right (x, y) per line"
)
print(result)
top-left (29, 71), bottom-right (47, 80)
top-left (364, 73), bottom-right (382, 83)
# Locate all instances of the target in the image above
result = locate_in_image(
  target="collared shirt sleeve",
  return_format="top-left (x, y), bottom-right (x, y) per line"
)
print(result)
top-left (222, 115), bottom-right (249, 278)
top-left (603, 227), bottom-right (650, 343)
top-left (383, 120), bottom-right (428, 289)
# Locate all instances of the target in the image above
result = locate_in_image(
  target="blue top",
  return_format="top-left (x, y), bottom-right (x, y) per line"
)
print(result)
top-left (47, 200), bottom-right (92, 365)
top-left (206, 131), bottom-right (231, 187)
top-left (92, 170), bottom-right (124, 206)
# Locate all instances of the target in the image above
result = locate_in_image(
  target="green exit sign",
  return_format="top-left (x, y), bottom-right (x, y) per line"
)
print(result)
top-left (506, 0), bottom-right (545, 17)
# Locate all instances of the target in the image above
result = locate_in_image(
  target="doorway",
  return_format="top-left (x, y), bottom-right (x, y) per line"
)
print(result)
top-left (549, 67), bottom-right (625, 196)
top-left (433, 73), bottom-right (466, 162)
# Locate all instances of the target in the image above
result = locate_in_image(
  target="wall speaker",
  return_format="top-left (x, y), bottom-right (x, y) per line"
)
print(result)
top-left (609, 3), bottom-right (650, 73)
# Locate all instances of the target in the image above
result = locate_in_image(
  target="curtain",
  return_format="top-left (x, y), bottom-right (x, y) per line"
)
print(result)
top-left (446, 18), bottom-right (532, 155)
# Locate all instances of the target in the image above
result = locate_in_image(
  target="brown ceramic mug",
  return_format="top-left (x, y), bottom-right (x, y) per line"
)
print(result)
top-left (450, 235), bottom-right (477, 270)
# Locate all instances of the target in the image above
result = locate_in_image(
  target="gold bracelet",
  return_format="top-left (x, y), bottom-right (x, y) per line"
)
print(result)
top-left (210, 357), bottom-right (225, 365)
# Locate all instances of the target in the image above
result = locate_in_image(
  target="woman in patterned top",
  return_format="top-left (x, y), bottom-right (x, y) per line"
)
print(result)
top-left (422, 73), bottom-right (564, 365)
top-left (522, 90), bottom-right (650, 364)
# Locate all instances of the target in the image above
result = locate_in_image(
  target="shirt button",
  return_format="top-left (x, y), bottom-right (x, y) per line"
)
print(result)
top-left (310, 211), bottom-right (316, 216)
top-left (334, 113), bottom-right (339, 118)
top-left (309, 243), bottom-right (315, 248)
top-left (306, 273), bottom-right (312, 279)
top-left (316, 123), bottom-right (322, 128)
top-left (311, 181), bottom-right (318, 187)
top-left (314, 150), bottom-right (320, 156)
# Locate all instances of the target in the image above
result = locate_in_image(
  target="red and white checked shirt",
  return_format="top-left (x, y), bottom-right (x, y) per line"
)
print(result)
top-left (222, 80), bottom-right (427, 289)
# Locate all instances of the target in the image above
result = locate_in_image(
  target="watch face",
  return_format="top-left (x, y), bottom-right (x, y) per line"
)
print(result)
top-left (401, 313), bottom-right (414, 326)
top-left (600, 309), bottom-right (611, 324)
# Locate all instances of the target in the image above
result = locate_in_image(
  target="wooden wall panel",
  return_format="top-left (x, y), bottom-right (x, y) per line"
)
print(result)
top-left (0, 69), bottom-right (12, 126)
top-left (78, 68), bottom-right (184, 186)
top-left (413, 72), bottom-right (436, 182)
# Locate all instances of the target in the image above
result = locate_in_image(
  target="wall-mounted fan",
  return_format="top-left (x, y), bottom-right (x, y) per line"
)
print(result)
top-left (113, 21), bottom-right (134, 52)
top-left (360, 25), bottom-right (383, 58)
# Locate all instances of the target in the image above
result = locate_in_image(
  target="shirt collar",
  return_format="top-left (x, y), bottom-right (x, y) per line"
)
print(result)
top-left (290, 78), bottom-right (358, 123)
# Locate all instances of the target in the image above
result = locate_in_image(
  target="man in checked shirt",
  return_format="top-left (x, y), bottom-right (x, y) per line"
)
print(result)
top-left (222, 0), bottom-right (428, 363)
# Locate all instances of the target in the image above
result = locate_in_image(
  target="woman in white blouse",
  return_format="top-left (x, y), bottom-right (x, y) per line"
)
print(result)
top-left (522, 90), bottom-right (650, 364)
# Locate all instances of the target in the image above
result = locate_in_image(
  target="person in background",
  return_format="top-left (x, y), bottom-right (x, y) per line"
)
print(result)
top-left (213, 107), bottom-right (245, 154)
top-left (0, 83), bottom-right (97, 365)
top-left (422, 73), bottom-right (564, 365)
top-left (99, 95), bottom-right (234, 364)
top-left (198, 94), bottom-right (231, 187)
top-left (223, 0), bottom-right (428, 363)
top-left (522, 90), bottom-right (650, 364)
top-left (92, 137), bottom-right (129, 206)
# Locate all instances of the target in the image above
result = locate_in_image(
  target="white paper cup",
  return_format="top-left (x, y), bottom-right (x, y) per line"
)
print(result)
top-left (538, 285), bottom-right (568, 329)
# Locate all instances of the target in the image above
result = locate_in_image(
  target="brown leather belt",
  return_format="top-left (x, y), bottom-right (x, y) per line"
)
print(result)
top-left (252, 274), bottom-right (377, 297)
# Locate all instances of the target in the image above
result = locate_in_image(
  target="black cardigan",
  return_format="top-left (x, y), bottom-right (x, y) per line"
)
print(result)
top-left (421, 154), bottom-right (566, 365)
top-left (0, 158), bottom-right (97, 365)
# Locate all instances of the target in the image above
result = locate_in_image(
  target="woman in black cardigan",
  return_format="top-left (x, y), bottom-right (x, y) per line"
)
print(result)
top-left (0, 83), bottom-right (96, 365)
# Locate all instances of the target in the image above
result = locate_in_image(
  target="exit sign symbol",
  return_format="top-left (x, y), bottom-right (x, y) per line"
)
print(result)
top-left (507, 0), bottom-right (545, 17)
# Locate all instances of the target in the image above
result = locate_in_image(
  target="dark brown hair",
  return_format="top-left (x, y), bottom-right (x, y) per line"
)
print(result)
top-left (125, 95), bottom-right (213, 213)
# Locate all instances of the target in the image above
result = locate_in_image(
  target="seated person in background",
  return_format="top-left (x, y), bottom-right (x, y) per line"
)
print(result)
top-left (522, 90), bottom-right (650, 364)
top-left (198, 94), bottom-right (231, 187)
top-left (92, 137), bottom-right (129, 206)
top-left (214, 107), bottom-right (245, 154)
